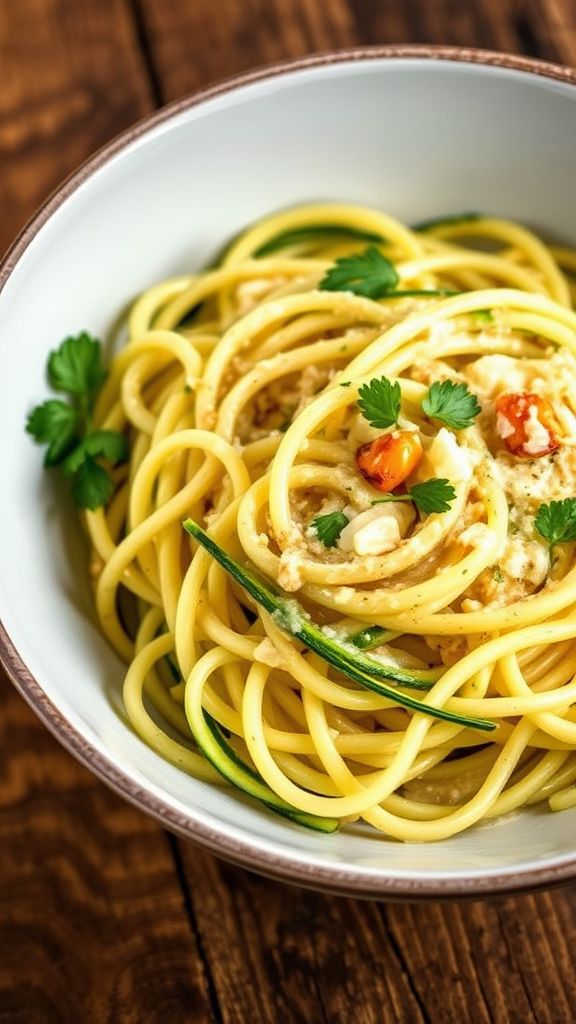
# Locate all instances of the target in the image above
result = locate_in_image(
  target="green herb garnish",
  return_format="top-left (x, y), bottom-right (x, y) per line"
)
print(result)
top-left (26, 400), bottom-right (78, 466)
top-left (318, 245), bottom-right (457, 300)
top-left (182, 519), bottom-right (495, 731)
top-left (26, 332), bottom-right (127, 509)
top-left (311, 511), bottom-right (349, 548)
top-left (357, 376), bottom-right (401, 429)
top-left (373, 478), bottom-right (457, 516)
top-left (422, 380), bottom-right (481, 431)
top-left (47, 332), bottom-right (107, 396)
top-left (319, 246), bottom-right (399, 298)
top-left (535, 499), bottom-right (576, 554)
top-left (409, 479), bottom-right (458, 514)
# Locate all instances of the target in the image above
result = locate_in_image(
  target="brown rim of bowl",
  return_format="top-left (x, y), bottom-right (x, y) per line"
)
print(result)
top-left (2, 44), bottom-right (576, 900)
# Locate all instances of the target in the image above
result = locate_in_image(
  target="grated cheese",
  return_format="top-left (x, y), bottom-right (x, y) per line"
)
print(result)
top-left (426, 428), bottom-right (479, 482)
top-left (278, 549), bottom-right (304, 592)
top-left (458, 523), bottom-right (498, 548)
top-left (522, 403), bottom-right (553, 455)
top-left (496, 412), bottom-right (515, 440)
top-left (500, 536), bottom-right (549, 585)
top-left (338, 504), bottom-right (414, 557)
top-left (464, 354), bottom-right (528, 397)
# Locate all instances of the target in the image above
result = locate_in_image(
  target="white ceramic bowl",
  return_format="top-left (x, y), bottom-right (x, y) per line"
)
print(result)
top-left (2, 46), bottom-right (576, 898)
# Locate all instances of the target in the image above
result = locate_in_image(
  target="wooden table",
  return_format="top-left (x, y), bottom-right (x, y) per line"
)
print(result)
top-left (2, 3), bottom-right (576, 1021)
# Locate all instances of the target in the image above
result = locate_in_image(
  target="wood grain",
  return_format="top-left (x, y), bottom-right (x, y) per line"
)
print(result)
top-left (136, 0), bottom-right (576, 106)
top-left (175, 848), bottom-right (576, 1024)
top-left (345, 0), bottom-right (538, 60)
top-left (0, 0), bottom-right (153, 251)
top-left (2, 1), bottom-right (576, 1022)
top-left (136, 0), bottom-right (359, 100)
top-left (0, 3), bottom-right (214, 1022)
top-left (176, 849), bottom-right (430, 1024)
top-left (0, 684), bottom-right (216, 1024)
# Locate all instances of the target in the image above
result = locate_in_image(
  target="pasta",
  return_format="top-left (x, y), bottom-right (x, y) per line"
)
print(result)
top-left (84, 202), bottom-right (576, 840)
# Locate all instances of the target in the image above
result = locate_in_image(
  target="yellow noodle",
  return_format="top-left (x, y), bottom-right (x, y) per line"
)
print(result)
top-left (82, 202), bottom-right (576, 841)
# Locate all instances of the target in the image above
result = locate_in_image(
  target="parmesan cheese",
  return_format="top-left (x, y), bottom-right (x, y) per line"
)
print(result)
top-left (458, 523), bottom-right (497, 549)
top-left (277, 549), bottom-right (304, 592)
top-left (338, 504), bottom-right (415, 557)
top-left (426, 428), bottom-right (479, 482)
top-left (522, 403), bottom-right (553, 456)
top-left (495, 446), bottom-right (576, 506)
top-left (464, 354), bottom-right (528, 397)
top-left (500, 536), bottom-right (549, 585)
top-left (235, 277), bottom-right (287, 316)
top-left (496, 412), bottom-right (515, 440)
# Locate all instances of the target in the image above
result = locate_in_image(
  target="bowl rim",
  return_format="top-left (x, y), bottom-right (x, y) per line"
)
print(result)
top-left (3, 43), bottom-right (576, 899)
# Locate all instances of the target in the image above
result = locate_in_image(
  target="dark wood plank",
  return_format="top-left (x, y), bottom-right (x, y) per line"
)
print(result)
top-left (0, 0), bottom-right (154, 253)
top-left (0, 2), bottom-right (217, 1021)
top-left (381, 893), bottom-right (576, 1023)
top-left (346, 0), bottom-right (527, 58)
top-left (0, 679), bottom-right (217, 1024)
top-left (135, 0), bottom-right (576, 109)
top-left (175, 846), bottom-right (576, 1024)
top-left (176, 848), bottom-right (426, 1024)
top-left (525, 0), bottom-right (576, 65)
top-left (135, 0), bottom-right (360, 100)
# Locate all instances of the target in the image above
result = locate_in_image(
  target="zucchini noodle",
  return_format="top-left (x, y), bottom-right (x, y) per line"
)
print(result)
top-left (84, 203), bottom-right (576, 837)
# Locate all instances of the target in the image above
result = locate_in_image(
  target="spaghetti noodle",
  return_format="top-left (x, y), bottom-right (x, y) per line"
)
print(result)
top-left (83, 203), bottom-right (576, 839)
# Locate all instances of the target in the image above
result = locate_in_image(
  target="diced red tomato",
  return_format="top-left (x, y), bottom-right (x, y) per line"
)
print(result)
top-left (355, 430), bottom-right (423, 492)
top-left (494, 391), bottom-right (561, 458)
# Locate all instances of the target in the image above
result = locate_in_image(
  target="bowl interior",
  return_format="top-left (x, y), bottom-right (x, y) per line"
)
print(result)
top-left (2, 54), bottom-right (576, 895)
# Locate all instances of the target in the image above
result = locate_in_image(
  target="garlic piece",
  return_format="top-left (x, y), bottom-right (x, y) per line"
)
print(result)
top-left (338, 504), bottom-right (415, 557)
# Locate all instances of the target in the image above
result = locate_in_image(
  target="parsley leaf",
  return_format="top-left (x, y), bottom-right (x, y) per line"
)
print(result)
top-left (48, 332), bottom-right (106, 400)
top-left (319, 246), bottom-right (399, 298)
top-left (373, 478), bottom-right (457, 515)
top-left (318, 246), bottom-right (457, 300)
top-left (27, 333), bottom-right (127, 509)
top-left (71, 456), bottom-right (115, 510)
top-left (26, 400), bottom-right (78, 466)
top-left (422, 380), bottom-right (481, 431)
top-left (311, 511), bottom-right (349, 547)
top-left (409, 478), bottom-right (457, 514)
top-left (535, 499), bottom-right (576, 550)
top-left (63, 430), bottom-right (128, 475)
top-left (357, 376), bottom-right (401, 429)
